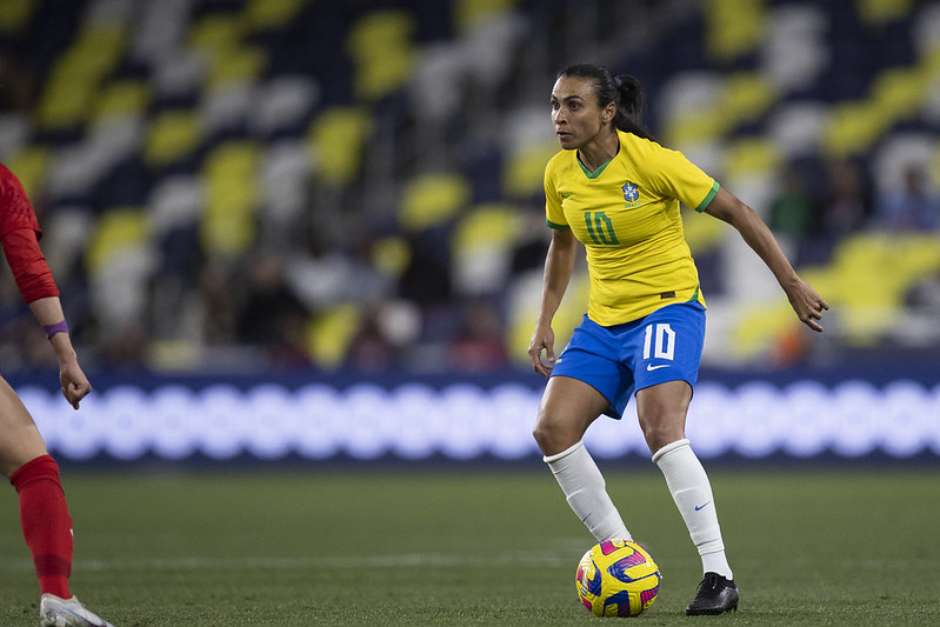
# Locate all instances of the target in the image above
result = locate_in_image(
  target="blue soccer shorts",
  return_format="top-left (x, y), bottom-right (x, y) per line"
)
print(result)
top-left (550, 301), bottom-right (706, 419)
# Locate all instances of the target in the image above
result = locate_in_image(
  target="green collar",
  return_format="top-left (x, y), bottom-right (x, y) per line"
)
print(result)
top-left (576, 139), bottom-right (620, 179)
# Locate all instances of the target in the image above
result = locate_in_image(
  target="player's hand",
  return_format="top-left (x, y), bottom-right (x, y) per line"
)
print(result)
top-left (528, 323), bottom-right (556, 377)
top-left (58, 357), bottom-right (92, 410)
top-left (784, 276), bottom-right (829, 332)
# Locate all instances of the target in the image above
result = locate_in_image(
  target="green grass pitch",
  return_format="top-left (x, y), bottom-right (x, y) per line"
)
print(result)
top-left (1, 467), bottom-right (938, 625)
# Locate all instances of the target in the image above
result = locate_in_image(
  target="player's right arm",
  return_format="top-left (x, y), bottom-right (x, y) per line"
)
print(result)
top-left (529, 227), bottom-right (578, 376)
top-left (0, 165), bottom-right (91, 409)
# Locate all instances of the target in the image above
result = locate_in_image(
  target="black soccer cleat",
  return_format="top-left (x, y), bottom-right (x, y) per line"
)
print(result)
top-left (685, 572), bottom-right (739, 615)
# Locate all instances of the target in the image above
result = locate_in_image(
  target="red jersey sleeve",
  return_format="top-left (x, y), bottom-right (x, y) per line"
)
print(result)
top-left (0, 163), bottom-right (41, 238)
top-left (0, 164), bottom-right (59, 303)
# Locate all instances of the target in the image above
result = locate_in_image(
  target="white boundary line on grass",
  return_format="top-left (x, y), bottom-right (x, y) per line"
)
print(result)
top-left (0, 552), bottom-right (572, 573)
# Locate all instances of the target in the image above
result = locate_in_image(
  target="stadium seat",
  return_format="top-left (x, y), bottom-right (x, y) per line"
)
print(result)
top-left (399, 173), bottom-right (470, 232)
top-left (307, 107), bottom-right (372, 187)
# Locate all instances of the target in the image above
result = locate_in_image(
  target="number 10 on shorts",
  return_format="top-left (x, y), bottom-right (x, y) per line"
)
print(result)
top-left (643, 323), bottom-right (675, 360)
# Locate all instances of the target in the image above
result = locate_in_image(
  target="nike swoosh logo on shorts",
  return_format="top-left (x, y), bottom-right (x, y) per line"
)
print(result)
top-left (646, 364), bottom-right (669, 371)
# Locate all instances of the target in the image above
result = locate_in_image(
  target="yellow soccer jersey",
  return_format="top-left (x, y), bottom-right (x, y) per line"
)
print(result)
top-left (543, 130), bottom-right (718, 326)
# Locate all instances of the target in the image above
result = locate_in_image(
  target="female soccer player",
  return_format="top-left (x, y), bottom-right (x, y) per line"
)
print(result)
top-left (0, 164), bottom-right (113, 626)
top-left (528, 65), bottom-right (828, 615)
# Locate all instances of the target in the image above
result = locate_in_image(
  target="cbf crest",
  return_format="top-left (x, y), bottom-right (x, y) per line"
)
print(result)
top-left (622, 181), bottom-right (640, 208)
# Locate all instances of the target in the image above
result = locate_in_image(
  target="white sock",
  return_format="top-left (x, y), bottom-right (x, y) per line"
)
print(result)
top-left (544, 440), bottom-right (631, 542)
top-left (652, 438), bottom-right (733, 580)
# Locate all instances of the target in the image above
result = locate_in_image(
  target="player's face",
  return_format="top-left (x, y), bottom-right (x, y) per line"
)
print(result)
top-left (550, 76), bottom-right (612, 150)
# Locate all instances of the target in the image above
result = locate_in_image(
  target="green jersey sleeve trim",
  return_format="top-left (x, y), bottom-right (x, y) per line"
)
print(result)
top-left (546, 219), bottom-right (570, 230)
top-left (694, 180), bottom-right (720, 213)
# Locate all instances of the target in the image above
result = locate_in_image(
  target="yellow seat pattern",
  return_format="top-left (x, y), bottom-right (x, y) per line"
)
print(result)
top-left (189, 14), bottom-right (244, 58)
top-left (202, 142), bottom-right (259, 256)
top-left (208, 46), bottom-right (267, 89)
top-left (733, 234), bottom-right (940, 357)
top-left (37, 25), bottom-right (126, 129)
top-left (872, 67), bottom-right (927, 121)
top-left (705, 0), bottom-right (765, 61)
top-left (822, 101), bottom-right (883, 158)
top-left (347, 10), bottom-right (414, 102)
top-left (245, 0), bottom-right (307, 30)
top-left (399, 173), bottom-right (470, 232)
top-left (95, 81), bottom-right (151, 122)
top-left (145, 111), bottom-right (201, 166)
top-left (682, 207), bottom-right (728, 254)
top-left (856, 0), bottom-right (913, 23)
top-left (305, 305), bottom-right (362, 368)
top-left (454, 204), bottom-right (520, 255)
top-left (86, 209), bottom-right (150, 276)
top-left (308, 108), bottom-right (373, 187)
top-left (504, 139), bottom-right (558, 198)
top-left (5, 147), bottom-right (48, 199)
top-left (509, 274), bottom-right (589, 366)
top-left (0, 0), bottom-right (34, 33)
top-left (454, 0), bottom-right (516, 32)
top-left (666, 73), bottom-right (775, 146)
top-left (723, 138), bottom-right (780, 179)
top-left (372, 237), bottom-right (412, 279)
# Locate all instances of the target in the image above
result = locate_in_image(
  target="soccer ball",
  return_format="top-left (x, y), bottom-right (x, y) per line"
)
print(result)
top-left (575, 538), bottom-right (661, 617)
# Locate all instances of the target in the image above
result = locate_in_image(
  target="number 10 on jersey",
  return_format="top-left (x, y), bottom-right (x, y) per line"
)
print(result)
top-left (584, 211), bottom-right (620, 245)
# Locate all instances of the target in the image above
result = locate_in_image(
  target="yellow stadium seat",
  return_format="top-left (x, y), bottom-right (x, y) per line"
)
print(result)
top-left (872, 67), bottom-right (928, 121)
top-left (86, 209), bottom-right (150, 275)
top-left (245, 0), bottom-right (306, 30)
top-left (208, 46), bottom-right (267, 89)
top-left (202, 142), bottom-right (259, 256)
top-left (307, 108), bottom-right (373, 186)
top-left (924, 47), bottom-right (940, 77)
top-left (347, 10), bottom-right (415, 101)
top-left (5, 147), bottom-right (48, 199)
top-left (454, 0), bottom-right (516, 32)
top-left (856, 0), bottom-right (913, 23)
top-left (305, 305), bottom-right (362, 368)
top-left (668, 74), bottom-right (775, 146)
top-left (682, 207), bottom-right (728, 254)
top-left (706, 0), bottom-right (765, 61)
top-left (189, 14), bottom-right (244, 58)
top-left (0, 0), bottom-right (34, 33)
top-left (724, 138), bottom-right (780, 179)
top-left (399, 173), bottom-right (470, 231)
top-left (665, 109), bottom-right (726, 146)
top-left (723, 73), bottom-right (776, 124)
top-left (95, 81), bottom-right (151, 121)
top-left (372, 237), bottom-right (412, 279)
top-left (454, 204), bottom-right (520, 255)
top-left (37, 25), bottom-right (126, 128)
top-left (822, 101), bottom-right (883, 157)
top-left (508, 274), bottom-right (588, 365)
top-left (503, 139), bottom-right (558, 198)
top-left (736, 233), bottom-right (940, 356)
top-left (145, 111), bottom-right (201, 166)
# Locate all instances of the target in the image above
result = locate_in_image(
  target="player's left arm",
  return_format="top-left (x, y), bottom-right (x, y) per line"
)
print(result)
top-left (704, 187), bottom-right (830, 332)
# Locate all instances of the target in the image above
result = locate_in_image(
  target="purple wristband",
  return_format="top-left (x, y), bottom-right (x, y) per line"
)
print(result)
top-left (43, 320), bottom-right (69, 339)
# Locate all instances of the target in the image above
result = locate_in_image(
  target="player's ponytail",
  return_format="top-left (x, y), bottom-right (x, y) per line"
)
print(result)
top-left (557, 64), bottom-right (655, 141)
top-left (613, 74), bottom-right (652, 139)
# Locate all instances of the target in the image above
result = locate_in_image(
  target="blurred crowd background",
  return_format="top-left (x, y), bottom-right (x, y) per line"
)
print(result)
top-left (1, 0), bottom-right (938, 376)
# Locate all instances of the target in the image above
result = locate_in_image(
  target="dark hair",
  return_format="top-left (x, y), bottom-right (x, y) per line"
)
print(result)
top-left (557, 64), bottom-right (654, 140)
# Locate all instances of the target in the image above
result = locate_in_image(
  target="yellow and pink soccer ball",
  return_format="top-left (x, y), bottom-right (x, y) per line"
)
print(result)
top-left (575, 538), bottom-right (661, 617)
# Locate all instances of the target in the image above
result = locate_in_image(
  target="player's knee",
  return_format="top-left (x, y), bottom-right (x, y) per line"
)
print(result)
top-left (532, 416), bottom-right (578, 456)
top-left (638, 415), bottom-right (684, 454)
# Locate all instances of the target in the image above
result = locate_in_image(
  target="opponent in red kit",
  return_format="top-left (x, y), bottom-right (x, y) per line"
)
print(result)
top-left (0, 164), bottom-right (114, 627)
